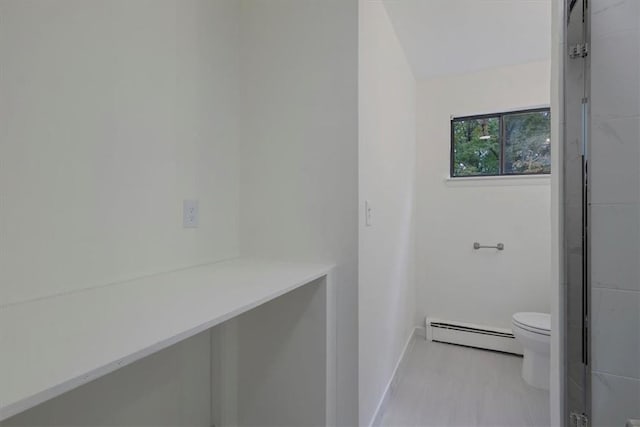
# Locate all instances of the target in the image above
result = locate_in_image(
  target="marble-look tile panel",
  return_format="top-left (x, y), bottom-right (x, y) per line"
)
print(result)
top-left (591, 30), bottom-right (640, 119)
top-left (591, 204), bottom-right (640, 292)
top-left (591, 116), bottom-right (640, 205)
top-left (592, 371), bottom-right (640, 427)
top-left (592, 0), bottom-right (640, 38)
top-left (591, 288), bottom-right (640, 378)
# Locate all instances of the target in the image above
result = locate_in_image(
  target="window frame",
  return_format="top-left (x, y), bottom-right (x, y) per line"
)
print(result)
top-left (449, 107), bottom-right (551, 178)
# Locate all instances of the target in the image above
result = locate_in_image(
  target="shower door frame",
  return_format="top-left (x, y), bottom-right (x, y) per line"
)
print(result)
top-left (563, 0), bottom-right (591, 424)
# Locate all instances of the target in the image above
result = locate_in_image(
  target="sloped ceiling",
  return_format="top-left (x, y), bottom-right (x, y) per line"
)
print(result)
top-left (382, 0), bottom-right (552, 79)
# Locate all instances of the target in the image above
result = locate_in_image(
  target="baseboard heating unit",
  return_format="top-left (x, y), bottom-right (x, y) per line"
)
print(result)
top-left (425, 317), bottom-right (523, 355)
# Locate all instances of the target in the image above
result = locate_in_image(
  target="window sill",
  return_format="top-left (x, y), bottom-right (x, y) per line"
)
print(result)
top-left (444, 174), bottom-right (551, 187)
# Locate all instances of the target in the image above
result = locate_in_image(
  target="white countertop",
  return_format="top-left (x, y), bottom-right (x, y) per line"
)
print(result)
top-left (0, 258), bottom-right (333, 421)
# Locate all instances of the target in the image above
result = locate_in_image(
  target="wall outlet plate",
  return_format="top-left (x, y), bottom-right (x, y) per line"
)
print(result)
top-left (183, 200), bottom-right (199, 228)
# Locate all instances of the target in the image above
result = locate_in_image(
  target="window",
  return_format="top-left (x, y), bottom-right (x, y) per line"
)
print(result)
top-left (450, 108), bottom-right (551, 177)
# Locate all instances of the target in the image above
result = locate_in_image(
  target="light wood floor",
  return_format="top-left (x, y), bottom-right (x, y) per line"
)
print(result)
top-left (379, 339), bottom-right (550, 427)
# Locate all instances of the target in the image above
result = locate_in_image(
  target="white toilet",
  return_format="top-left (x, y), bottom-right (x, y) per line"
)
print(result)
top-left (512, 312), bottom-right (551, 390)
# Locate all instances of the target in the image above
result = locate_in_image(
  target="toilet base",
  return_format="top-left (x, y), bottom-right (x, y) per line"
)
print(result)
top-left (521, 348), bottom-right (550, 390)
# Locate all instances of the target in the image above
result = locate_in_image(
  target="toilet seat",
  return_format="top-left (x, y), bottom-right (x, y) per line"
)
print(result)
top-left (512, 312), bottom-right (550, 336)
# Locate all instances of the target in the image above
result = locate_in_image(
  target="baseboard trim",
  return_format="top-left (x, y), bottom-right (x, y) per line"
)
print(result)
top-left (368, 327), bottom-right (419, 427)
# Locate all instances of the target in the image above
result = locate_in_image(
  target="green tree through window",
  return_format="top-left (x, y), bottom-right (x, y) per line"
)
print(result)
top-left (451, 108), bottom-right (551, 177)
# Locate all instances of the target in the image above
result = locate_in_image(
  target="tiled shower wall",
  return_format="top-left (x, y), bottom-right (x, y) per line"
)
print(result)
top-left (590, 1), bottom-right (640, 425)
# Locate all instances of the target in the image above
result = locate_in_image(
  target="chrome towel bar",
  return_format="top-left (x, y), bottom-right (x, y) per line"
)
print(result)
top-left (473, 242), bottom-right (504, 251)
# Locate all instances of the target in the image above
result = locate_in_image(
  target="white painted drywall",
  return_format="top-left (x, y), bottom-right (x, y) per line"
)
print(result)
top-left (0, 0), bottom-right (241, 425)
top-left (416, 61), bottom-right (552, 330)
top-left (234, 279), bottom-right (328, 427)
top-left (382, 0), bottom-right (552, 80)
top-left (0, 0), bottom-right (241, 306)
top-left (2, 332), bottom-right (212, 426)
top-left (237, 1), bottom-right (359, 425)
top-left (358, 1), bottom-right (417, 425)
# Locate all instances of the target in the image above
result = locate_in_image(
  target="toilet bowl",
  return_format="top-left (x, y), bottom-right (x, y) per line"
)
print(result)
top-left (512, 312), bottom-right (551, 390)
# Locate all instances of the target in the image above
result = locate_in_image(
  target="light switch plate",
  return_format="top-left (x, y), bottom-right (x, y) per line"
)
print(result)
top-left (365, 200), bottom-right (372, 227)
top-left (183, 200), bottom-right (199, 228)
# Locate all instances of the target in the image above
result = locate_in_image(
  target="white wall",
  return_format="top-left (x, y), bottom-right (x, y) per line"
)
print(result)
top-left (2, 1), bottom-right (358, 424)
top-left (233, 279), bottom-right (328, 427)
top-left (381, 0), bottom-right (552, 80)
top-left (237, 1), bottom-right (359, 425)
top-left (0, 0), bottom-right (241, 306)
top-left (417, 61), bottom-right (552, 330)
top-left (210, 279), bottom-right (331, 427)
top-left (589, 1), bottom-right (640, 425)
top-left (0, 0), bottom-right (241, 424)
top-left (358, 1), bottom-right (417, 425)
top-left (2, 332), bottom-right (212, 426)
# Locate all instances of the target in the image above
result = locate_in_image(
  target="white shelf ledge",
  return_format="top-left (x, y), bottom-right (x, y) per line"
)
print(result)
top-left (0, 258), bottom-right (333, 421)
